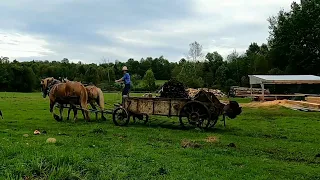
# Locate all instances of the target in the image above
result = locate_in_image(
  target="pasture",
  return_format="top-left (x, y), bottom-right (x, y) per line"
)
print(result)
top-left (0, 92), bottom-right (320, 179)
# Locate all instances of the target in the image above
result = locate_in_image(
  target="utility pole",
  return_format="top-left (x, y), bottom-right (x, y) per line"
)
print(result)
top-left (101, 56), bottom-right (111, 82)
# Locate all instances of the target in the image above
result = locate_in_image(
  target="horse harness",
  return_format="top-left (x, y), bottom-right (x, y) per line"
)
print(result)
top-left (46, 79), bottom-right (61, 96)
top-left (46, 79), bottom-right (82, 108)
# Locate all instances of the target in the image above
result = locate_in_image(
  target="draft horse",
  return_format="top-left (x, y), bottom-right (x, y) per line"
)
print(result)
top-left (62, 79), bottom-right (106, 121)
top-left (40, 77), bottom-right (90, 122)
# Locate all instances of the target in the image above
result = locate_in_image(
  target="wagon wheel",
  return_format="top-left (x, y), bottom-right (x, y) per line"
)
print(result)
top-left (207, 106), bottom-right (220, 128)
top-left (207, 116), bottom-right (219, 128)
top-left (112, 107), bottom-right (130, 126)
top-left (179, 101), bottom-right (211, 129)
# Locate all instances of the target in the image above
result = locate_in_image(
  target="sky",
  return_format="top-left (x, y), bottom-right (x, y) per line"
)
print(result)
top-left (0, 0), bottom-right (295, 64)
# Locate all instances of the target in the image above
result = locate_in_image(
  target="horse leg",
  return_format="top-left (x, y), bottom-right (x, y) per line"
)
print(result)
top-left (81, 109), bottom-right (86, 120)
top-left (96, 101), bottom-right (106, 121)
top-left (81, 104), bottom-right (90, 122)
top-left (73, 106), bottom-right (78, 122)
top-left (67, 104), bottom-right (72, 121)
top-left (50, 101), bottom-right (55, 113)
top-left (50, 100), bottom-right (61, 121)
top-left (59, 105), bottom-right (64, 121)
top-left (101, 110), bottom-right (106, 121)
top-left (96, 96), bottom-right (106, 121)
top-left (90, 103), bottom-right (98, 120)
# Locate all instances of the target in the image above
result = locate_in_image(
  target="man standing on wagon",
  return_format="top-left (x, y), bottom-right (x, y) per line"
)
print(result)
top-left (115, 66), bottom-right (131, 102)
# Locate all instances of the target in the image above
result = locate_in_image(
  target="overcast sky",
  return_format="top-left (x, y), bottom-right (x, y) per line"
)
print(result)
top-left (0, 0), bottom-right (294, 63)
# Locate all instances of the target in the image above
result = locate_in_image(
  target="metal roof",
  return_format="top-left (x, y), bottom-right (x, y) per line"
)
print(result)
top-left (248, 75), bottom-right (320, 85)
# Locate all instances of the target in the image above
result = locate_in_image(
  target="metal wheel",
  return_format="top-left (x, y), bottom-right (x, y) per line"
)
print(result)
top-left (207, 116), bottom-right (219, 128)
top-left (207, 106), bottom-right (220, 128)
top-left (112, 107), bottom-right (130, 126)
top-left (179, 101), bottom-right (211, 129)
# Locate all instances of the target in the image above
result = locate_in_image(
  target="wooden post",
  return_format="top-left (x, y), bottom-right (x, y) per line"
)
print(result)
top-left (261, 83), bottom-right (265, 101)
top-left (250, 84), bottom-right (253, 99)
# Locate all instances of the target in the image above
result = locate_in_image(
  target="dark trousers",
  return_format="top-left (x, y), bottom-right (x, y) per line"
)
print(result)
top-left (121, 84), bottom-right (130, 104)
top-left (122, 84), bottom-right (130, 96)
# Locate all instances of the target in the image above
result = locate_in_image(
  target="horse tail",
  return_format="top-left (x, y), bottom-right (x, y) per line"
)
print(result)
top-left (81, 85), bottom-right (88, 108)
top-left (80, 84), bottom-right (90, 121)
top-left (97, 87), bottom-right (105, 111)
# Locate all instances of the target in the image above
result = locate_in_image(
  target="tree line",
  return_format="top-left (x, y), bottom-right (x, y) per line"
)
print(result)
top-left (0, 0), bottom-right (319, 93)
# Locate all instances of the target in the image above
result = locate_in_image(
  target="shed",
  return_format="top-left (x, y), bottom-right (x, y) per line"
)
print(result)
top-left (248, 75), bottom-right (320, 100)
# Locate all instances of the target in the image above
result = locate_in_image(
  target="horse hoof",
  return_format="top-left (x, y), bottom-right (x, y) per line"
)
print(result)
top-left (54, 115), bottom-right (62, 121)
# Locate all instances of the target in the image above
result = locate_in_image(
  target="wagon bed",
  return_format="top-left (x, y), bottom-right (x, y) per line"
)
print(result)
top-left (123, 97), bottom-right (190, 117)
top-left (112, 90), bottom-right (239, 129)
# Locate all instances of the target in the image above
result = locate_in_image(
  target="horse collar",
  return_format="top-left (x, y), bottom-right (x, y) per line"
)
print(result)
top-left (47, 79), bottom-right (61, 95)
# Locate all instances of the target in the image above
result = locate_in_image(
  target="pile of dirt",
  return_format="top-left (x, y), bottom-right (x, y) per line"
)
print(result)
top-left (181, 139), bottom-right (201, 148)
top-left (205, 136), bottom-right (219, 143)
top-left (187, 88), bottom-right (226, 98)
top-left (159, 79), bottom-right (188, 98)
top-left (187, 88), bottom-right (199, 98)
top-left (241, 100), bottom-right (288, 108)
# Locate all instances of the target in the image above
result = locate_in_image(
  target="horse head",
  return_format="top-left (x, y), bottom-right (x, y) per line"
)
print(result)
top-left (40, 77), bottom-right (55, 98)
top-left (223, 101), bottom-right (242, 119)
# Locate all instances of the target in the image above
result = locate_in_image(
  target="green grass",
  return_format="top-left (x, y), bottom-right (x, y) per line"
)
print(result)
top-left (135, 80), bottom-right (166, 87)
top-left (155, 80), bottom-right (167, 85)
top-left (0, 92), bottom-right (320, 179)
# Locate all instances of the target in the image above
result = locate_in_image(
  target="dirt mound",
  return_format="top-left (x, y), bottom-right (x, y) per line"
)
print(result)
top-left (241, 100), bottom-right (288, 108)
top-left (187, 88), bottom-right (226, 98)
top-left (159, 79), bottom-right (188, 98)
top-left (181, 139), bottom-right (201, 148)
top-left (205, 136), bottom-right (219, 143)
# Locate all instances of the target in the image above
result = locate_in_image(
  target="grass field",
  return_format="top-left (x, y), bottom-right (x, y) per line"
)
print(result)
top-left (0, 92), bottom-right (320, 179)
top-left (135, 80), bottom-right (166, 87)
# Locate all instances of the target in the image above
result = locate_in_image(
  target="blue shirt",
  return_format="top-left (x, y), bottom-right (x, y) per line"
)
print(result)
top-left (123, 73), bottom-right (131, 85)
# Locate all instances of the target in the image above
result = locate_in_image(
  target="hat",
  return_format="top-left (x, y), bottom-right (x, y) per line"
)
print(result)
top-left (122, 66), bottom-right (128, 71)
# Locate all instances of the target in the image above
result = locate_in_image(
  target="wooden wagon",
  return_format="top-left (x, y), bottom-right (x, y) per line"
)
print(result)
top-left (112, 90), bottom-right (242, 129)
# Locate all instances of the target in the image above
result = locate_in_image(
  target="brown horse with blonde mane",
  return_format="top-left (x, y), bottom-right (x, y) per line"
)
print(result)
top-left (40, 77), bottom-right (90, 122)
top-left (62, 79), bottom-right (106, 121)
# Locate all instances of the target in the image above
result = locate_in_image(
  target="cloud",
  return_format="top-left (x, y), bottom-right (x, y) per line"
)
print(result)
top-left (88, 45), bottom-right (142, 61)
top-left (0, 0), bottom-right (296, 62)
top-left (0, 30), bottom-right (55, 58)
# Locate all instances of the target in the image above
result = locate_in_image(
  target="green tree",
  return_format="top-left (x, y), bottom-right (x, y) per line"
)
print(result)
top-left (268, 0), bottom-right (320, 75)
top-left (84, 66), bottom-right (100, 84)
top-left (215, 63), bottom-right (228, 89)
top-left (131, 74), bottom-right (142, 86)
top-left (177, 61), bottom-right (204, 88)
top-left (143, 69), bottom-right (156, 91)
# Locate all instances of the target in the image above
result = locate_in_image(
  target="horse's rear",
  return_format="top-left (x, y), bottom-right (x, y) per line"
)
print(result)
top-left (86, 86), bottom-right (104, 108)
top-left (64, 81), bottom-right (90, 121)
top-left (66, 85), bottom-right (106, 121)
top-left (86, 85), bottom-right (105, 120)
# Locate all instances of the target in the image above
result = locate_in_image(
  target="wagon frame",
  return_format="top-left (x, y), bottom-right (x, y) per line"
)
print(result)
top-left (112, 90), bottom-right (229, 129)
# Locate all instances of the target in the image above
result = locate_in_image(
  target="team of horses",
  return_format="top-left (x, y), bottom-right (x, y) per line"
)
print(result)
top-left (40, 77), bottom-right (105, 122)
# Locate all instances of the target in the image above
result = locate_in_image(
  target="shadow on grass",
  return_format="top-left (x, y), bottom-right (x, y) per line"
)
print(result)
top-left (126, 118), bottom-right (236, 133)
top-left (50, 115), bottom-right (236, 134)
